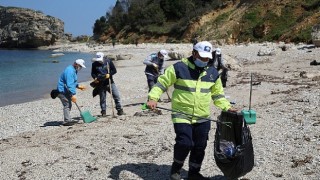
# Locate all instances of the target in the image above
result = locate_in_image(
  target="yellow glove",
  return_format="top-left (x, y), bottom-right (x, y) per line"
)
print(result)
top-left (77, 85), bottom-right (86, 91)
top-left (105, 74), bottom-right (110, 79)
top-left (93, 78), bottom-right (99, 83)
top-left (71, 95), bottom-right (77, 103)
top-left (152, 63), bottom-right (158, 69)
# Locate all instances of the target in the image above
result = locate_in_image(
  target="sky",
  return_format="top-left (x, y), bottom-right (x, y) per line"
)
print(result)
top-left (0, 0), bottom-right (117, 36)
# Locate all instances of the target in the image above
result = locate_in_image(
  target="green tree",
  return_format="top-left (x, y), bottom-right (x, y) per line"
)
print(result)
top-left (93, 16), bottom-right (108, 37)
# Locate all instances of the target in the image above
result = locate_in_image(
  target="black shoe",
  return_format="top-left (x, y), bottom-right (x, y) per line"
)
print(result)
top-left (170, 172), bottom-right (181, 180)
top-left (117, 109), bottom-right (126, 116)
top-left (170, 162), bottom-right (183, 180)
top-left (187, 172), bottom-right (209, 180)
top-left (101, 110), bottom-right (106, 117)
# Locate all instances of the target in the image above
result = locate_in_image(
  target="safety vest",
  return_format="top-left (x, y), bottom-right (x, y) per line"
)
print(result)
top-left (148, 57), bottom-right (231, 124)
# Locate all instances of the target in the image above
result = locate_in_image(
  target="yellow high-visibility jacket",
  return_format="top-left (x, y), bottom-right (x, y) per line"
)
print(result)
top-left (148, 57), bottom-right (231, 124)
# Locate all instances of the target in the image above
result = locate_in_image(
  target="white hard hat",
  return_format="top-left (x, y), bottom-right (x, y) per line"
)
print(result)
top-left (193, 41), bottom-right (213, 58)
top-left (95, 52), bottom-right (104, 62)
top-left (159, 49), bottom-right (169, 59)
top-left (75, 59), bottom-right (86, 68)
top-left (215, 48), bottom-right (221, 55)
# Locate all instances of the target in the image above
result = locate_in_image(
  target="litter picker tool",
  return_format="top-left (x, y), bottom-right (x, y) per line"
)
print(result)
top-left (64, 84), bottom-right (97, 123)
top-left (165, 90), bottom-right (171, 102)
top-left (241, 73), bottom-right (256, 124)
top-left (141, 103), bottom-right (232, 127)
top-left (106, 62), bottom-right (116, 118)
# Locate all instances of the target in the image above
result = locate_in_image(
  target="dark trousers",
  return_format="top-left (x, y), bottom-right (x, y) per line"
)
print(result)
top-left (172, 121), bottom-right (211, 173)
top-left (146, 74), bottom-right (158, 92)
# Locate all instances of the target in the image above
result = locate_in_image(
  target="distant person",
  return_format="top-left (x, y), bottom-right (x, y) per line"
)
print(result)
top-left (57, 59), bottom-right (86, 126)
top-left (112, 38), bottom-right (116, 48)
top-left (208, 48), bottom-right (229, 87)
top-left (192, 36), bottom-right (198, 46)
top-left (91, 52), bottom-right (125, 116)
top-left (143, 49), bottom-right (169, 92)
top-left (135, 39), bottom-right (138, 47)
top-left (147, 41), bottom-right (237, 180)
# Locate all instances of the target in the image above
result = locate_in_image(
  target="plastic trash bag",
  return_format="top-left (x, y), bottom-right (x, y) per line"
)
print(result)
top-left (214, 111), bottom-right (254, 179)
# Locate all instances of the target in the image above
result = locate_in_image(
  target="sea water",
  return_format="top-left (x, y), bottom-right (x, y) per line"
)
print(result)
top-left (0, 49), bottom-right (94, 107)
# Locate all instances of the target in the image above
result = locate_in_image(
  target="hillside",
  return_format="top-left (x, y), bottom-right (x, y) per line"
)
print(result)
top-left (98, 0), bottom-right (320, 44)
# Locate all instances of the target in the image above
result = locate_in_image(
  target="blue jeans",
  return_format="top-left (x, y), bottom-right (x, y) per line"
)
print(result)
top-left (172, 121), bottom-right (211, 173)
top-left (99, 83), bottom-right (122, 111)
top-left (58, 93), bottom-right (72, 122)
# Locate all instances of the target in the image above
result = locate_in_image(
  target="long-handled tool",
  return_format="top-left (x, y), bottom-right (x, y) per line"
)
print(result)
top-left (64, 84), bottom-right (97, 123)
top-left (141, 103), bottom-right (231, 127)
top-left (241, 73), bottom-right (256, 124)
top-left (165, 90), bottom-right (171, 102)
top-left (106, 62), bottom-right (116, 118)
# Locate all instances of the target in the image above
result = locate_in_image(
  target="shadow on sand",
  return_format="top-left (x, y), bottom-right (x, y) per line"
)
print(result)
top-left (109, 163), bottom-right (227, 180)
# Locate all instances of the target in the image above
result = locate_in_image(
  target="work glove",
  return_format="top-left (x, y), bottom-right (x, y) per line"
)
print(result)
top-left (93, 78), bottom-right (99, 83)
top-left (152, 63), bottom-right (158, 69)
top-left (77, 85), bottom-right (86, 91)
top-left (105, 74), bottom-right (110, 79)
top-left (71, 95), bottom-right (77, 103)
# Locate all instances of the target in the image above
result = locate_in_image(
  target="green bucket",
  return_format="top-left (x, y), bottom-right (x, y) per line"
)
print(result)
top-left (241, 109), bottom-right (256, 124)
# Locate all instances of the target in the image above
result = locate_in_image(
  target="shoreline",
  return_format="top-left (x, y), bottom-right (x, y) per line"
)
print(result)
top-left (0, 42), bottom-right (319, 179)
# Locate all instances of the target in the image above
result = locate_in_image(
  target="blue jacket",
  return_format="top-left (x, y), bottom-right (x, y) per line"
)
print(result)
top-left (57, 65), bottom-right (78, 95)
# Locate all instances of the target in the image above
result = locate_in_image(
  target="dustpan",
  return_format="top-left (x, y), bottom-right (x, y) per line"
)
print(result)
top-left (75, 102), bottom-right (97, 123)
top-left (64, 84), bottom-right (97, 123)
top-left (241, 73), bottom-right (256, 124)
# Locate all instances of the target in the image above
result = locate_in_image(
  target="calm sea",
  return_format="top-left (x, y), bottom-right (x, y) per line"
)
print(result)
top-left (0, 49), bottom-right (94, 107)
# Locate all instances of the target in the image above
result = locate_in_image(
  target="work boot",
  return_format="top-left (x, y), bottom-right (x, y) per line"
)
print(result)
top-left (170, 172), bottom-right (181, 180)
top-left (117, 109), bottom-right (126, 116)
top-left (170, 162), bottom-right (183, 180)
top-left (101, 110), bottom-right (106, 117)
top-left (187, 172), bottom-right (209, 180)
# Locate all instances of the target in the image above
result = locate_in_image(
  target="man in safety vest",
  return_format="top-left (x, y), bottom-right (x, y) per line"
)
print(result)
top-left (147, 41), bottom-right (237, 180)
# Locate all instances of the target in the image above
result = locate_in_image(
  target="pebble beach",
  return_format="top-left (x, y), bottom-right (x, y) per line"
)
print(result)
top-left (0, 42), bottom-right (319, 179)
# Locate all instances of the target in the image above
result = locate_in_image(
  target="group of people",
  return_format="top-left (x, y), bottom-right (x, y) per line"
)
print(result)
top-left (56, 52), bottom-right (125, 126)
top-left (56, 41), bottom-right (235, 180)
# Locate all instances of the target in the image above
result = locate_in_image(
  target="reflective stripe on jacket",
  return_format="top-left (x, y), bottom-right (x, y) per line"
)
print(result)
top-left (148, 57), bottom-right (231, 124)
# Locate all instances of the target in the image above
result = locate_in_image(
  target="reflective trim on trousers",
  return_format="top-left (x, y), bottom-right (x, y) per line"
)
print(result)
top-left (189, 161), bottom-right (201, 169)
top-left (173, 158), bottom-right (184, 164)
top-left (172, 113), bottom-right (210, 124)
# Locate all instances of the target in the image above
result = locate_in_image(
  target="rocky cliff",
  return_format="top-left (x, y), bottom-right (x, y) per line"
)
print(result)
top-left (0, 6), bottom-right (65, 48)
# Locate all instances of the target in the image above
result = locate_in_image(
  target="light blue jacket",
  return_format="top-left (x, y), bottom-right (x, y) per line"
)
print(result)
top-left (57, 65), bottom-right (78, 95)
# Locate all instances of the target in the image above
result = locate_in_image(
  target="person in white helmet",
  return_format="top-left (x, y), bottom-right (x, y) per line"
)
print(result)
top-left (143, 49), bottom-right (169, 92)
top-left (91, 52), bottom-right (125, 117)
top-left (57, 59), bottom-right (86, 126)
top-left (208, 48), bottom-right (229, 87)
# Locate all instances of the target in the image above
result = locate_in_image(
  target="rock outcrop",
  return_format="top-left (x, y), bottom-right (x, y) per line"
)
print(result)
top-left (0, 6), bottom-right (64, 48)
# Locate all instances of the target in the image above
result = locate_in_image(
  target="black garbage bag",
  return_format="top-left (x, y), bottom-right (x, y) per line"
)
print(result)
top-left (214, 111), bottom-right (254, 179)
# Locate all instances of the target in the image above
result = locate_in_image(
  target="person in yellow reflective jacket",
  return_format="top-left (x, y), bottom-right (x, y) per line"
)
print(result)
top-left (147, 41), bottom-right (237, 180)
